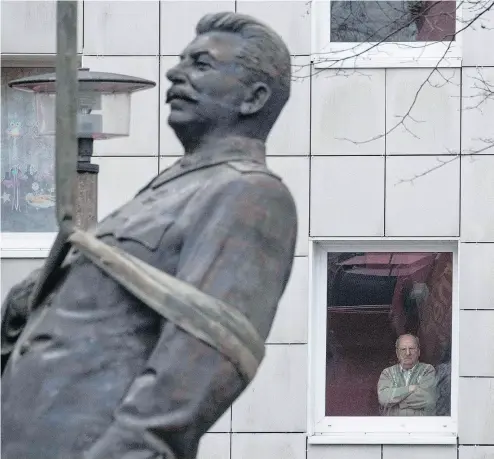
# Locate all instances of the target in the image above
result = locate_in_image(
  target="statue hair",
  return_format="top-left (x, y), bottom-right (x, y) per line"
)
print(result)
top-left (196, 12), bottom-right (291, 107)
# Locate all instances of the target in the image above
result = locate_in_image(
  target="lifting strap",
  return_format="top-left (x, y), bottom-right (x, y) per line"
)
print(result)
top-left (67, 229), bottom-right (265, 382)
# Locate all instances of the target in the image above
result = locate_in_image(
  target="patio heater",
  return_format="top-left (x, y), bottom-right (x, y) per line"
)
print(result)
top-left (8, 68), bottom-right (156, 229)
top-left (6, 0), bottom-right (156, 310)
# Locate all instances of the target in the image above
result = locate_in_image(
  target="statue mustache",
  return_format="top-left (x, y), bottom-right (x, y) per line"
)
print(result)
top-left (166, 87), bottom-right (199, 103)
top-left (166, 87), bottom-right (241, 112)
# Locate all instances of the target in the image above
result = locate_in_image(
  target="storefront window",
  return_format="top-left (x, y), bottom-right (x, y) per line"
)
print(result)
top-left (1, 67), bottom-right (56, 233)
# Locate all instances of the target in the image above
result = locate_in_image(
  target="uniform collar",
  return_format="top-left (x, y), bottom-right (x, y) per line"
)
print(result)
top-left (149, 136), bottom-right (266, 190)
top-left (179, 136), bottom-right (266, 169)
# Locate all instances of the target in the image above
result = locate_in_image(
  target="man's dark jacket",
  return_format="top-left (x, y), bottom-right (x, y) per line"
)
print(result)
top-left (1, 137), bottom-right (298, 459)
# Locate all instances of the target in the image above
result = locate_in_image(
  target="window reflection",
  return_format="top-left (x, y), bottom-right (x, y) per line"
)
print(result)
top-left (325, 252), bottom-right (452, 416)
top-left (330, 1), bottom-right (456, 43)
top-left (1, 67), bottom-right (57, 232)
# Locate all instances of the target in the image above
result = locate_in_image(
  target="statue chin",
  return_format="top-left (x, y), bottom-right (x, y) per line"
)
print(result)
top-left (167, 110), bottom-right (210, 145)
top-left (167, 108), bottom-right (197, 129)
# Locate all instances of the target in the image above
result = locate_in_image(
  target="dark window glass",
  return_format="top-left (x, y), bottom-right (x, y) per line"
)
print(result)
top-left (330, 1), bottom-right (456, 42)
top-left (326, 252), bottom-right (452, 417)
top-left (1, 67), bottom-right (57, 232)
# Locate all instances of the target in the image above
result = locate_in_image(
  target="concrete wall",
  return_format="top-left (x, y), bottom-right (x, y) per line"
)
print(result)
top-left (1, 1), bottom-right (494, 458)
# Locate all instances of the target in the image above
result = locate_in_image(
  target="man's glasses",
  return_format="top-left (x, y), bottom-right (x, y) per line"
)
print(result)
top-left (397, 347), bottom-right (419, 354)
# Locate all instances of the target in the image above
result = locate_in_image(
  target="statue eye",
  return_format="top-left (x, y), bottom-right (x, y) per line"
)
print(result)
top-left (195, 59), bottom-right (212, 70)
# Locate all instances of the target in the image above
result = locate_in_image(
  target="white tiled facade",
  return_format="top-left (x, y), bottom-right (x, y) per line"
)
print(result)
top-left (1, 1), bottom-right (494, 458)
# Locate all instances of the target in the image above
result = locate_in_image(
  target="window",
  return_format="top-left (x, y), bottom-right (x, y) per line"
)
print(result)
top-left (308, 240), bottom-right (458, 444)
top-left (1, 66), bottom-right (57, 257)
top-left (312, 0), bottom-right (462, 68)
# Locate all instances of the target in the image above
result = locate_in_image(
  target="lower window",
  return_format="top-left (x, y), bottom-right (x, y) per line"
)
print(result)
top-left (308, 240), bottom-right (458, 444)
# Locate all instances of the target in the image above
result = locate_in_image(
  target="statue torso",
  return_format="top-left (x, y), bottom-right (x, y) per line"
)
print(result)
top-left (1, 149), bottom-right (288, 458)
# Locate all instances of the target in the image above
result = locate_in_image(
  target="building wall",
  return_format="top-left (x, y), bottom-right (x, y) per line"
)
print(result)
top-left (1, 1), bottom-right (494, 458)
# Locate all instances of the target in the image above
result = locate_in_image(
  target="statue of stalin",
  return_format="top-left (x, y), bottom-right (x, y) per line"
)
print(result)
top-left (1, 12), bottom-right (297, 459)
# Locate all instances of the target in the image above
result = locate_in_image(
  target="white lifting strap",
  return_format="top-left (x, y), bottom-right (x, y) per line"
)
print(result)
top-left (68, 228), bottom-right (265, 382)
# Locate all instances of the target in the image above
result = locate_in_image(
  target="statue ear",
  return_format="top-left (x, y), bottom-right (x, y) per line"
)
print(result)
top-left (240, 82), bottom-right (271, 116)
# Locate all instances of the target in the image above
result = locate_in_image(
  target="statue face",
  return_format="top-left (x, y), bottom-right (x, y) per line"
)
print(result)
top-left (165, 31), bottom-right (253, 136)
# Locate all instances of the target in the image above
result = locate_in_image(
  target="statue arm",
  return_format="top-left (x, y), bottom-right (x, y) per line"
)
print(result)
top-left (84, 174), bottom-right (298, 459)
top-left (2, 260), bottom-right (69, 375)
top-left (1, 268), bottom-right (42, 373)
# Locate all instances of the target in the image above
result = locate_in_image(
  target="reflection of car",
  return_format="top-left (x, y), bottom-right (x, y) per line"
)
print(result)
top-left (325, 253), bottom-right (438, 417)
top-left (328, 253), bottom-right (436, 349)
top-left (331, 253), bottom-right (435, 305)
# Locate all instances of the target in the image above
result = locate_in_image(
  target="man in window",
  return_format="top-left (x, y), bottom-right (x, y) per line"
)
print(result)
top-left (377, 334), bottom-right (436, 416)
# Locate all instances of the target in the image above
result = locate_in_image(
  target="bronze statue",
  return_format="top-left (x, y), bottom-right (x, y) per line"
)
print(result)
top-left (1, 12), bottom-right (297, 459)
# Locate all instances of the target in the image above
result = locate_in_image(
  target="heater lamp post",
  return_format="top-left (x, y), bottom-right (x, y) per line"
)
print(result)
top-left (5, 1), bottom-right (156, 312)
top-left (8, 68), bottom-right (156, 229)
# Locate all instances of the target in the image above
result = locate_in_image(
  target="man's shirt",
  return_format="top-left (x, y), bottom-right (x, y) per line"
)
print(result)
top-left (401, 364), bottom-right (416, 386)
top-left (377, 362), bottom-right (437, 416)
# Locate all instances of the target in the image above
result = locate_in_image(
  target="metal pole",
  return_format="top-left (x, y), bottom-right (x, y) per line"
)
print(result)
top-left (57, 2), bottom-right (99, 231)
top-left (76, 138), bottom-right (99, 230)
top-left (29, 0), bottom-right (79, 309)
top-left (55, 0), bottom-right (78, 229)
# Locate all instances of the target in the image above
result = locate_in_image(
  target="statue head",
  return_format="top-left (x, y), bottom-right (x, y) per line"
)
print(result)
top-left (166, 12), bottom-right (291, 150)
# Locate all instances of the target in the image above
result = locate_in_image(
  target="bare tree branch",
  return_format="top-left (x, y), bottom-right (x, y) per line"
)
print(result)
top-left (394, 155), bottom-right (460, 186)
top-left (302, 0), bottom-right (494, 182)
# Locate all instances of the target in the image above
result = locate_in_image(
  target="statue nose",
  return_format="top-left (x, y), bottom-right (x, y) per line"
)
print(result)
top-left (166, 65), bottom-right (187, 84)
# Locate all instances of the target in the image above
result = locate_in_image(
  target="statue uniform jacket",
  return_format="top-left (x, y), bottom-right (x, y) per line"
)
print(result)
top-left (1, 137), bottom-right (298, 459)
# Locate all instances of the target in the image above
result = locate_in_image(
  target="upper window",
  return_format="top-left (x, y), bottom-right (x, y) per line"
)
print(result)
top-left (1, 67), bottom-right (57, 255)
top-left (308, 240), bottom-right (458, 444)
top-left (312, 0), bottom-right (462, 68)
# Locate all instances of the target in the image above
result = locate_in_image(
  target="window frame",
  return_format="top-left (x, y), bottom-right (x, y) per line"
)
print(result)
top-left (1, 56), bottom-right (79, 259)
top-left (1, 234), bottom-right (53, 259)
top-left (311, 0), bottom-right (463, 69)
top-left (307, 238), bottom-right (459, 445)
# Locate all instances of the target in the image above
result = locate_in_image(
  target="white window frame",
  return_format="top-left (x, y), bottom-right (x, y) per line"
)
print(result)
top-left (1, 234), bottom-right (54, 259)
top-left (307, 238), bottom-right (459, 445)
top-left (311, 0), bottom-right (463, 68)
top-left (1, 56), bottom-right (79, 259)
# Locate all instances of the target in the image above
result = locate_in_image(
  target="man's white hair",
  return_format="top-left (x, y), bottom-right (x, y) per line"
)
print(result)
top-left (395, 334), bottom-right (420, 349)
